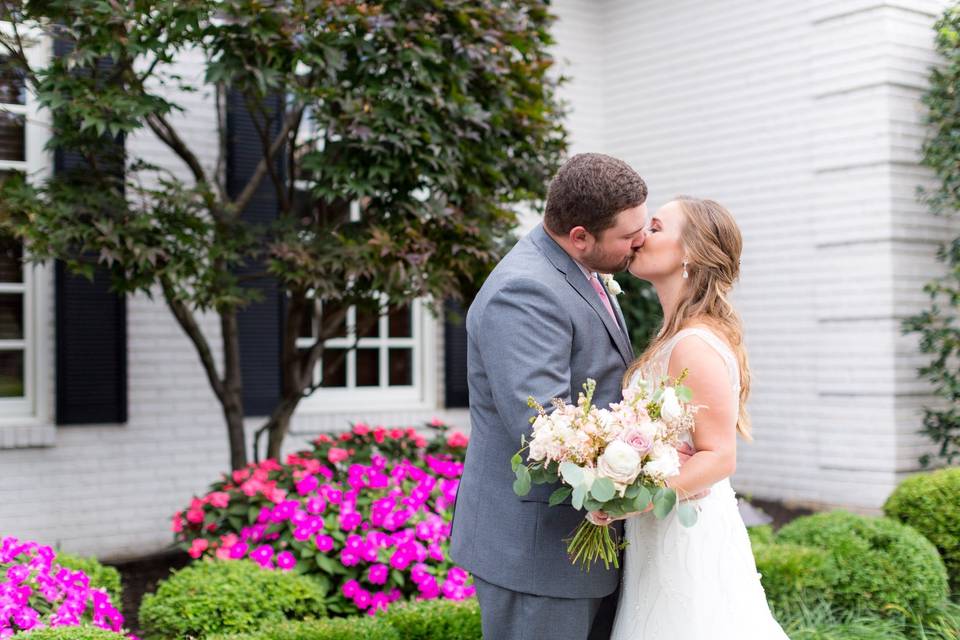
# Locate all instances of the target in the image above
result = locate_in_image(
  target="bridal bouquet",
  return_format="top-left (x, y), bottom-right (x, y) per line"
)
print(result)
top-left (511, 375), bottom-right (699, 571)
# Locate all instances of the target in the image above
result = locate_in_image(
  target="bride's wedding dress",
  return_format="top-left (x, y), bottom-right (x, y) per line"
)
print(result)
top-left (610, 328), bottom-right (789, 640)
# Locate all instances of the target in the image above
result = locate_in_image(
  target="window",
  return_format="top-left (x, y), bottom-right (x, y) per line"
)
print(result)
top-left (297, 297), bottom-right (437, 412)
top-left (0, 24), bottom-right (51, 423)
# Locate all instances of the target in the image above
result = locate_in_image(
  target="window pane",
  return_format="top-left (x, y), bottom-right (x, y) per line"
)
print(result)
top-left (0, 350), bottom-right (24, 397)
top-left (0, 59), bottom-right (26, 105)
top-left (388, 305), bottom-right (412, 337)
top-left (356, 299), bottom-right (380, 338)
top-left (356, 348), bottom-right (379, 387)
top-left (319, 301), bottom-right (347, 339)
top-left (298, 301), bottom-right (315, 339)
top-left (320, 348), bottom-right (347, 387)
top-left (0, 112), bottom-right (25, 162)
top-left (0, 294), bottom-right (22, 339)
top-left (0, 234), bottom-right (22, 283)
top-left (388, 348), bottom-right (412, 386)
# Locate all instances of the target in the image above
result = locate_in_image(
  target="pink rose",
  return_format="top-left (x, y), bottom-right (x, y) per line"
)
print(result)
top-left (208, 492), bottom-right (230, 509)
top-left (446, 432), bottom-right (469, 448)
top-left (188, 538), bottom-right (209, 559)
top-left (619, 427), bottom-right (653, 455)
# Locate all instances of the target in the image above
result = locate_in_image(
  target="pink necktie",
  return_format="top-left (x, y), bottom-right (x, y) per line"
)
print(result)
top-left (589, 274), bottom-right (619, 327)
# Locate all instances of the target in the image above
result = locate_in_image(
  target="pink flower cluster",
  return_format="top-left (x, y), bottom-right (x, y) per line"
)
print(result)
top-left (174, 422), bottom-right (474, 616)
top-left (0, 536), bottom-right (135, 638)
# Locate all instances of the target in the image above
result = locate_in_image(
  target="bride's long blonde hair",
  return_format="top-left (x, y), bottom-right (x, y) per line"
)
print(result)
top-left (623, 197), bottom-right (753, 439)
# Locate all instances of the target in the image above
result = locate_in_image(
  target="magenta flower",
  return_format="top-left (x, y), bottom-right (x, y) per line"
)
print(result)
top-left (315, 535), bottom-right (334, 553)
top-left (341, 579), bottom-right (361, 598)
top-left (367, 563), bottom-right (389, 585)
top-left (250, 545), bottom-right (274, 567)
top-left (276, 551), bottom-right (296, 571)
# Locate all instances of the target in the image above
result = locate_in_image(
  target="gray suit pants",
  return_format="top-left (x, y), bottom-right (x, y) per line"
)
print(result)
top-left (474, 575), bottom-right (617, 640)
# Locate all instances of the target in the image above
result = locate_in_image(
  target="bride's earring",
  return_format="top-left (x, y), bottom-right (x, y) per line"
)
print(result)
top-left (682, 261), bottom-right (689, 279)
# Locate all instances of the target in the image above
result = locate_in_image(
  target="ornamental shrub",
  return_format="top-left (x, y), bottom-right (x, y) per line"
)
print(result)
top-left (381, 597), bottom-right (481, 640)
top-left (883, 466), bottom-right (960, 592)
top-left (0, 537), bottom-right (132, 637)
top-left (18, 626), bottom-right (127, 640)
top-left (173, 422), bottom-right (473, 617)
top-left (776, 511), bottom-right (949, 616)
top-left (54, 554), bottom-right (122, 604)
top-left (137, 560), bottom-right (326, 640)
top-left (752, 542), bottom-right (837, 616)
top-left (208, 616), bottom-right (398, 640)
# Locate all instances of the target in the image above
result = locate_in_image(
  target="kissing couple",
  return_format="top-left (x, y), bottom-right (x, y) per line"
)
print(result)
top-left (449, 153), bottom-right (788, 640)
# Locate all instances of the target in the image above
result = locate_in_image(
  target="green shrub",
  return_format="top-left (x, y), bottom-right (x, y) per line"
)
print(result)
top-left (776, 512), bottom-right (949, 616)
top-left (19, 627), bottom-right (125, 640)
top-left (56, 552), bottom-right (123, 603)
top-left (208, 616), bottom-right (398, 640)
top-left (753, 542), bottom-right (837, 616)
top-left (778, 602), bottom-right (912, 640)
top-left (884, 467), bottom-right (960, 592)
top-left (381, 597), bottom-right (481, 640)
top-left (138, 559), bottom-right (326, 640)
top-left (747, 524), bottom-right (775, 546)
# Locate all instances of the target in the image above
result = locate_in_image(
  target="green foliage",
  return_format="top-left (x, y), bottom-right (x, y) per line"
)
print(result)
top-left (776, 512), bottom-right (949, 617)
top-left (137, 560), bottom-right (326, 640)
top-left (902, 4), bottom-right (960, 466)
top-left (747, 524), bottom-right (775, 546)
top-left (206, 599), bottom-right (480, 640)
top-left (753, 542), bottom-right (838, 617)
top-left (208, 616), bottom-right (399, 640)
top-left (55, 552), bottom-right (123, 604)
top-left (381, 598), bottom-right (482, 640)
top-left (0, 0), bottom-right (568, 466)
top-left (775, 599), bottom-right (960, 640)
top-left (884, 466), bottom-right (960, 592)
top-left (613, 274), bottom-right (662, 349)
top-left (18, 627), bottom-right (125, 640)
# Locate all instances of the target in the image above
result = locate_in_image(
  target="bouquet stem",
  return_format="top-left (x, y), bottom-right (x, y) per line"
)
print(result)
top-left (564, 520), bottom-right (624, 572)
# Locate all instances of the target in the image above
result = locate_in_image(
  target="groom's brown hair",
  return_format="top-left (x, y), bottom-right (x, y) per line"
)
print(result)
top-left (544, 153), bottom-right (647, 237)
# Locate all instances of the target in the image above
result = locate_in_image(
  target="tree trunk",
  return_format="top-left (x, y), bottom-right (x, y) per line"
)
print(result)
top-left (221, 308), bottom-right (248, 470)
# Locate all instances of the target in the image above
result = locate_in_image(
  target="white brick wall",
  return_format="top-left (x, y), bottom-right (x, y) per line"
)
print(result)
top-left (550, 0), bottom-right (953, 509)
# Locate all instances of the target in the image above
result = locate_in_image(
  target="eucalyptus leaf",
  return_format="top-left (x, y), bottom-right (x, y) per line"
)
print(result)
top-left (631, 486), bottom-right (653, 512)
top-left (548, 486), bottom-right (572, 506)
top-left (590, 477), bottom-right (616, 502)
top-left (513, 465), bottom-right (531, 496)
top-left (677, 502), bottom-right (698, 527)
top-left (559, 461), bottom-right (584, 486)
top-left (675, 385), bottom-right (693, 403)
top-left (572, 484), bottom-right (587, 511)
top-left (653, 487), bottom-right (677, 519)
top-left (511, 453), bottom-right (522, 472)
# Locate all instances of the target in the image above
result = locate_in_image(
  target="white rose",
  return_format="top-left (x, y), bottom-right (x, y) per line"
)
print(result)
top-left (644, 443), bottom-right (680, 481)
top-left (528, 436), bottom-right (547, 462)
top-left (596, 440), bottom-right (642, 486)
top-left (660, 387), bottom-right (682, 422)
top-left (600, 273), bottom-right (622, 296)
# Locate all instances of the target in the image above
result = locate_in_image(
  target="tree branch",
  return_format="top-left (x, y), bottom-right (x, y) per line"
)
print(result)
top-left (231, 103), bottom-right (304, 217)
top-left (160, 278), bottom-right (226, 402)
top-left (145, 111), bottom-right (211, 196)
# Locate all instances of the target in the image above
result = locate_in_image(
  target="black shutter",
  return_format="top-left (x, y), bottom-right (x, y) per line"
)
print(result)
top-left (54, 39), bottom-right (127, 425)
top-left (443, 300), bottom-right (469, 408)
top-left (226, 90), bottom-right (283, 416)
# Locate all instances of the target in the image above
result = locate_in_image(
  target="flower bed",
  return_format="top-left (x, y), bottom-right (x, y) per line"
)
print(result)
top-left (172, 422), bottom-right (473, 617)
top-left (0, 537), bottom-right (134, 638)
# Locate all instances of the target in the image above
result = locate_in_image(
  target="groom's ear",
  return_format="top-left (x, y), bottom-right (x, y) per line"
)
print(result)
top-left (569, 225), bottom-right (593, 250)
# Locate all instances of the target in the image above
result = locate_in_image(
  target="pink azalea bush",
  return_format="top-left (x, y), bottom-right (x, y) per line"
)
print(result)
top-left (173, 421), bottom-right (474, 617)
top-left (0, 537), bottom-right (135, 638)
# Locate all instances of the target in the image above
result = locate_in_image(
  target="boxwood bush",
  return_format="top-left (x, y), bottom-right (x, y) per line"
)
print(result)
top-left (138, 560), bottom-right (326, 640)
top-left (753, 542), bottom-right (838, 616)
top-left (884, 466), bottom-right (960, 592)
top-left (208, 616), bottom-right (398, 640)
top-left (381, 597), bottom-right (481, 640)
top-left (18, 627), bottom-right (126, 640)
top-left (776, 511), bottom-right (949, 616)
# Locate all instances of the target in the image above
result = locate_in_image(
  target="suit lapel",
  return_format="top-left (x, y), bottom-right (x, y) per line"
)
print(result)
top-left (601, 278), bottom-right (634, 358)
top-left (530, 225), bottom-right (635, 366)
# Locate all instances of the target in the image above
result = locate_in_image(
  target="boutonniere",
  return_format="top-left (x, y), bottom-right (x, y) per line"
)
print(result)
top-left (599, 273), bottom-right (622, 296)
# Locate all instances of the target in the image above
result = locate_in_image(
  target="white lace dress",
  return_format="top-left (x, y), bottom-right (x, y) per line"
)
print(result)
top-left (610, 328), bottom-right (788, 640)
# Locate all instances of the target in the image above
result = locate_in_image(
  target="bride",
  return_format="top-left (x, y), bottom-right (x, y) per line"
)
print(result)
top-left (594, 197), bottom-right (789, 639)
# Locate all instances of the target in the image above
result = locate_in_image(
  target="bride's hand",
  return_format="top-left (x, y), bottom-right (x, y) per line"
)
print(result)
top-left (587, 502), bottom-right (654, 526)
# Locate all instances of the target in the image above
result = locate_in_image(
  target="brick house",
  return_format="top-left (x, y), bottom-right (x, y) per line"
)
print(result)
top-left (0, 0), bottom-right (953, 560)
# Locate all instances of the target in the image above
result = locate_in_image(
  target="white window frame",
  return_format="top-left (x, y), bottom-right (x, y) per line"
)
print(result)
top-left (297, 296), bottom-right (438, 414)
top-left (0, 23), bottom-right (52, 426)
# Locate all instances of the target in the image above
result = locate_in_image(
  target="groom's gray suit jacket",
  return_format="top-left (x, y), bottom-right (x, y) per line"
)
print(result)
top-left (450, 223), bottom-right (633, 599)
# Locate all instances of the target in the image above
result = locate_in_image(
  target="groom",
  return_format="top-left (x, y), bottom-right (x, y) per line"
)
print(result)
top-left (450, 153), bottom-right (648, 639)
